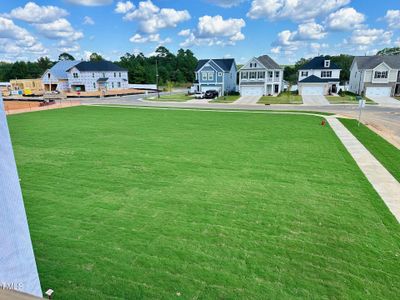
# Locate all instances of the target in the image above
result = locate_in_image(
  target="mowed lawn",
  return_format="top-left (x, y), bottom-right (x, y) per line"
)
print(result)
top-left (8, 107), bottom-right (400, 299)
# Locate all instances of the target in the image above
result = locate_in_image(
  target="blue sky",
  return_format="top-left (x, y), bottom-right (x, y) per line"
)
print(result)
top-left (0, 0), bottom-right (399, 64)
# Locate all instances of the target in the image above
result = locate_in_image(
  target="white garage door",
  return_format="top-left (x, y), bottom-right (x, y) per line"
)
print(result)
top-left (241, 86), bottom-right (264, 96)
top-left (366, 87), bottom-right (391, 97)
top-left (301, 86), bottom-right (324, 95)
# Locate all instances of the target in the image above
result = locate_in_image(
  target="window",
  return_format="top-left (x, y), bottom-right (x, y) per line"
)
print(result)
top-left (114, 73), bottom-right (116, 77)
top-left (202, 72), bottom-right (208, 80)
top-left (73, 73), bottom-right (79, 78)
top-left (268, 71), bottom-right (273, 78)
top-left (250, 63), bottom-right (253, 68)
top-left (241, 72), bottom-right (248, 79)
top-left (321, 71), bottom-right (332, 78)
top-left (48, 73), bottom-right (50, 79)
top-left (254, 63), bottom-right (257, 68)
top-left (250, 72), bottom-right (257, 79)
top-left (324, 60), bottom-right (330, 68)
top-left (117, 82), bottom-right (121, 88)
top-left (119, 72), bottom-right (121, 77)
top-left (102, 73), bottom-right (105, 78)
top-left (258, 72), bottom-right (265, 79)
top-left (218, 72), bottom-right (223, 77)
top-left (111, 82), bottom-right (114, 88)
top-left (301, 71), bottom-right (308, 77)
top-left (208, 72), bottom-right (214, 81)
top-left (93, 83), bottom-right (96, 89)
top-left (374, 71), bottom-right (388, 79)
top-left (275, 71), bottom-right (280, 78)
top-left (92, 73), bottom-right (95, 78)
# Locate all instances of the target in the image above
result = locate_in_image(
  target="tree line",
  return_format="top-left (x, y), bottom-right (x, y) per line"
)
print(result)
top-left (0, 46), bottom-right (398, 84)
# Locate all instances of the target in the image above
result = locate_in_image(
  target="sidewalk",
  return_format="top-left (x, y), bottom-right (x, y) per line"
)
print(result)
top-left (327, 117), bottom-right (400, 222)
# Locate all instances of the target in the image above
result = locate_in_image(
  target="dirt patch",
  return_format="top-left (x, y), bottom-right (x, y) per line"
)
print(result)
top-left (4, 101), bottom-right (42, 111)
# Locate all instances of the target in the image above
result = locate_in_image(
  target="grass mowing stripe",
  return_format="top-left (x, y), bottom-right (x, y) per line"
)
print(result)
top-left (7, 106), bottom-right (400, 299)
top-left (339, 118), bottom-right (400, 182)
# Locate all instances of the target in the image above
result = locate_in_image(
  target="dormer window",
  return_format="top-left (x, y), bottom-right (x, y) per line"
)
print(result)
top-left (324, 60), bottom-right (331, 68)
top-left (301, 71), bottom-right (308, 77)
top-left (374, 71), bottom-right (388, 79)
top-left (250, 63), bottom-right (253, 68)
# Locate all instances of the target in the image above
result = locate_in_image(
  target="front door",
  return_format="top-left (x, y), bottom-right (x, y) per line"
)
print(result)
top-left (274, 84), bottom-right (279, 94)
top-left (395, 84), bottom-right (400, 96)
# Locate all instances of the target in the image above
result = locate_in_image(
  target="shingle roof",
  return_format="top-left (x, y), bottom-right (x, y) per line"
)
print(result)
top-left (353, 55), bottom-right (400, 69)
top-left (299, 75), bottom-right (339, 83)
top-left (69, 61), bottom-right (127, 72)
top-left (195, 59), bottom-right (235, 72)
top-left (299, 56), bottom-right (341, 70)
top-left (48, 60), bottom-right (80, 79)
top-left (257, 55), bottom-right (282, 69)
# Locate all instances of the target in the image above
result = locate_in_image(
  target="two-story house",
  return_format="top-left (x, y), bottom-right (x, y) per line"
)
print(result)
top-left (239, 55), bottom-right (283, 96)
top-left (298, 57), bottom-right (341, 96)
top-left (42, 60), bottom-right (80, 92)
top-left (194, 59), bottom-right (237, 96)
top-left (349, 56), bottom-right (400, 97)
top-left (42, 60), bottom-right (129, 92)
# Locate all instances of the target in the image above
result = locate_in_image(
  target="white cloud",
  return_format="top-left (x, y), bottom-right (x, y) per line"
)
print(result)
top-left (384, 10), bottom-right (400, 29)
top-left (178, 29), bottom-right (191, 37)
top-left (34, 18), bottom-right (84, 42)
top-left (247, 0), bottom-right (350, 22)
top-left (181, 15), bottom-right (245, 47)
top-left (9, 2), bottom-right (68, 24)
top-left (296, 22), bottom-right (326, 40)
top-left (122, 0), bottom-right (190, 33)
top-left (83, 16), bottom-right (95, 25)
top-left (66, 0), bottom-right (113, 6)
top-left (129, 33), bottom-right (171, 44)
top-left (271, 22), bottom-right (327, 55)
top-left (206, 0), bottom-right (245, 8)
top-left (0, 17), bottom-right (46, 57)
top-left (325, 7), bottom-right (365, 30)
top-left (346, 28), bottom-right (392, 45)
top-left (58, 40), bottom-right (80, 53)
top-left (115, 1), bottom-right (135, 14)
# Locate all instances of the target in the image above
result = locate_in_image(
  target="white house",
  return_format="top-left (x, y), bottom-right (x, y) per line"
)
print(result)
top-left (42, 60), bottom-right (129, 92)
top-left (349, 56), bottom-right (400, 97)
top-left (194, 58), bottom-right (237, 96)
top-left (239, 55), bottom-right (283, 96)
top-left (297, 57), bottom-right (341, 96)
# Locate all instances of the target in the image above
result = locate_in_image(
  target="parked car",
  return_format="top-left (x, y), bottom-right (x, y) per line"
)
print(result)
top-left (204, 90), bottom-right (219, 99)
top-left (194, 91), bottom-right (205, 99)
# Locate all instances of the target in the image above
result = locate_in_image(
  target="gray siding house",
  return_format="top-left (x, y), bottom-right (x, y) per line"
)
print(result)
top-left (239, 55), bottom-right (283, 96)
top-left (194, 59), bottom-right (237, 96)
top-left (42, 60), bottom-right (129, 92)
top-left (349, 56), bottom-right (400, 97)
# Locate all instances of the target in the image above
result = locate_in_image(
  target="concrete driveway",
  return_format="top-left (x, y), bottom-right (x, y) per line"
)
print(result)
top-left (302, 95), bottom-right (330, 105)
top-left (234, 95), bottom-right (261, 105)
top-left (367, 96), bottom-right (400, 106)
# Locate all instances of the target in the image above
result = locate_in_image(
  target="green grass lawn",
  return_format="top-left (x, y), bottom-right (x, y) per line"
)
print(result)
top-left (258, 92), bottom-right (302, 104)
top-left (210, 95), bottom-right (240, 103)
top-left (146, 93), bottom-right (193, 102)
top-left (327, 92), bottom-right (375, 104)
top-left (8, 107), bottom-right (400, 299)
top-left (340, 118), bottom-right (400, 182)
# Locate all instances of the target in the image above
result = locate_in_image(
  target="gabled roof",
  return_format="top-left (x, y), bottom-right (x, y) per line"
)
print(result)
top-left (299, 75), bottom-right (339, 83)
top-left (68, 61), bottom-right (127, 72)
top-left (352, 55), bottom-right (400, 69)
top-left (47, 60), bottom-right (80, 80)
top-left (299, 56), bottom-right (341, 70)
top-left (257, 55), bottom-right (282, 69)
top-left (195, 59), bottom-right (235, 72)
